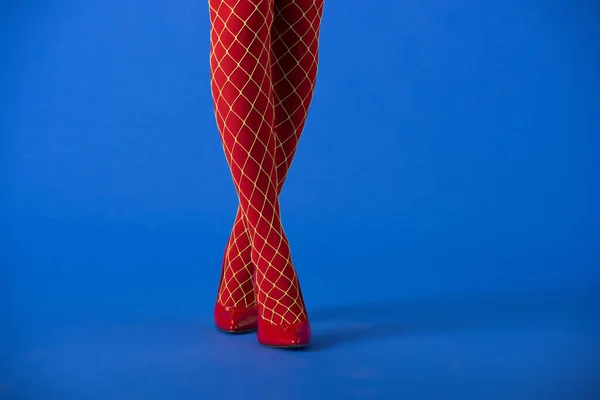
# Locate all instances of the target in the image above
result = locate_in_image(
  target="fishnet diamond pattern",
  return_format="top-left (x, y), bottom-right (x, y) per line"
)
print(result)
top-left (272, 0), bottom-right (324, 183)
top-left (214, 0), bottom-right (324, 322)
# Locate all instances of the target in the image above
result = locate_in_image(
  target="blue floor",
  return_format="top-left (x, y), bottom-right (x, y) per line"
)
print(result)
top-left (1, 220), bottom-right (599, 399)
top-left (2, 288), bottom-right (600, 400)
top-left (5, 318), bottom-right (600, 399)
top-left (2, 0), bottom-right (599, 398)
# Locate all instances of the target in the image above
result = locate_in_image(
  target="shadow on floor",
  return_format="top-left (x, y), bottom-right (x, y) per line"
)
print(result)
top-left (306, 285), bottom-right (597, 351)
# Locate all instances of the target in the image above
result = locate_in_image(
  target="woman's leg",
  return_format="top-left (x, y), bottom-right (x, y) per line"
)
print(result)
top-left (209, 0), bottom-right (310, 346)
top-left (271, 0), bottom-right (324, 188)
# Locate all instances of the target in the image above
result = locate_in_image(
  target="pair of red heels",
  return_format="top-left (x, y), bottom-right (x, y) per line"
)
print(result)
top-left (214, 303), bottom-right (311, 348)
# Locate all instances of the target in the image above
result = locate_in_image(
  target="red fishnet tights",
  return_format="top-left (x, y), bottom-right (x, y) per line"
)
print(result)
top-left (209, 0), bottom-right (323, 326)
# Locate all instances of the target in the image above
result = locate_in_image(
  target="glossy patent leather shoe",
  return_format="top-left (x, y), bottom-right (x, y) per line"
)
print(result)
top-left (257, 317), bottom-right (311, 348)
top-left (214, 303), bottom-right (258, 333)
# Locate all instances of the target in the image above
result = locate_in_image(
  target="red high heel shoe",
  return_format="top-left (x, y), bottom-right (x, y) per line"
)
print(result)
top-left (257, 317), bottom-right (311, 348)
top-left (213, 215), bottom-right (257, 333)
top-left (255, 280), bottom-right (311, 348)
top-left (214, 303), bottom-right (258, 333)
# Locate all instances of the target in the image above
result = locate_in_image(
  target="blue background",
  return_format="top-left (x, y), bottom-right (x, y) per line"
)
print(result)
top-left (1, 0), bottom-right (599, 398)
